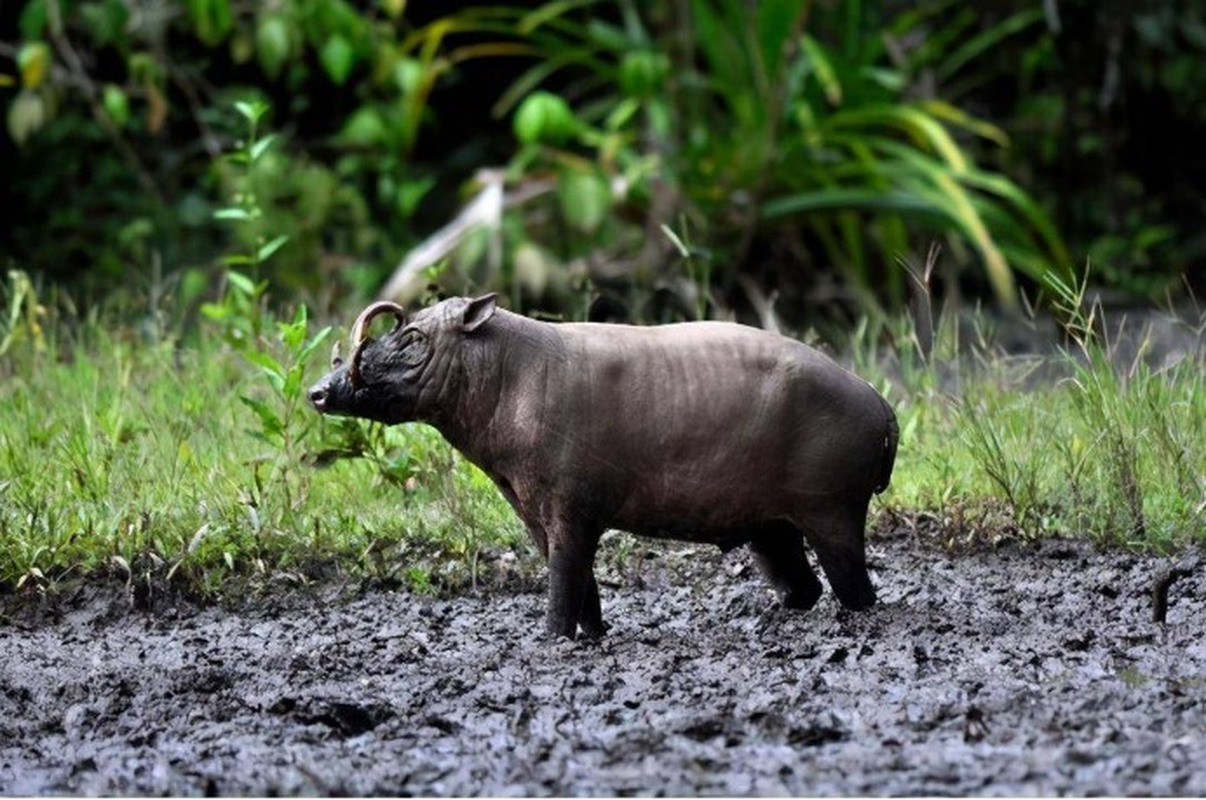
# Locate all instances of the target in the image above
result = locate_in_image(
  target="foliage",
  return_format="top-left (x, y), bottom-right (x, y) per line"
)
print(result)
top-left (892, 0), bottom-right (1206, 300)
top-left (419, 0), bottom-right (1072, 323)
top-left (2, 261), bottom-right (1202, 595)
top-left (3, 0), bottom-right (1201, 314)
top-left (868, 269), bottom-right (1204, 550)
top-left (0, 0), bottom-right (445, 300)
top-left (0, 271), bottom-right (525, 596)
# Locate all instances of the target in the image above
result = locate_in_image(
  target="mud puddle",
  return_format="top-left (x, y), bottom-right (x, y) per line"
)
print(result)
top-left (2, 530), bottom-right (1203, 796)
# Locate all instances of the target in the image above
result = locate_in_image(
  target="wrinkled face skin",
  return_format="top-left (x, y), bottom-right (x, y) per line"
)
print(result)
top-left (307, 302), bottom-right (436, 425)
top-left (308, 295), bottom-right (495, 426)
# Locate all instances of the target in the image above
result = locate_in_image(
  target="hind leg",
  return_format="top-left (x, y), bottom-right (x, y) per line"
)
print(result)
top-left (749, 521), bottom-right (824, 611)
top-left (799, 502), bottom-right (877, 610)
top-left (577, 574), bottom-right (609, 639)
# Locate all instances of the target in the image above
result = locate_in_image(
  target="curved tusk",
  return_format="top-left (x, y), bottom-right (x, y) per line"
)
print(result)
top-left (330, 340), bottom-right (343, 369)
top-left (347, 301), bottom-right (406, 388)
top-left (350, 301), bottom-right (407, 345)
top-left (348, 338), bottom-right (367, 387)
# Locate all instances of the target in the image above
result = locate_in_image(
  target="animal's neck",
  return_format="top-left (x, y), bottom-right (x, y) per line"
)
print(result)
top-left (429, 331), bottom-right (509, 468)
top-left (434, 312), bottom-right (559, 472)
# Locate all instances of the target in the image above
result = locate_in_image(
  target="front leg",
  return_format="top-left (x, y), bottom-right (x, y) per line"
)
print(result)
top-left (546, 523), bottom-right (603, 639)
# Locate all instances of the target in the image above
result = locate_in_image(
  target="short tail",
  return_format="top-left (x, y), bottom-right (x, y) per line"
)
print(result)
top-left (873, 394), bottom-right (899, 494)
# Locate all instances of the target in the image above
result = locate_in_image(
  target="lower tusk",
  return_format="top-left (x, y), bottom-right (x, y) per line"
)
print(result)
top-left (348, 339), bottom-right (367, 387)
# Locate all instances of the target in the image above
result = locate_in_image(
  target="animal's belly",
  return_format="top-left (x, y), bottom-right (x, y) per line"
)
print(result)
top-left (617, 518), bottom-right (761, 551)
top-left (609, 470), bottom-right (786, 544)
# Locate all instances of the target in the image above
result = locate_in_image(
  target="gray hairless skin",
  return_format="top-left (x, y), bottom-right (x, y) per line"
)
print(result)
top-left (309, 295), bottom-right (899, 639)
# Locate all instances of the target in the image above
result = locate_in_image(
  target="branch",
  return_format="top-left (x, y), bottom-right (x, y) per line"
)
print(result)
top-left (44, 0), bottom-right (165, 204)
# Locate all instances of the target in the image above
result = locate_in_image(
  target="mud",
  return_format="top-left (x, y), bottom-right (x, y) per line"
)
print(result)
top-left (2, 530), bottom-right (1203, 796)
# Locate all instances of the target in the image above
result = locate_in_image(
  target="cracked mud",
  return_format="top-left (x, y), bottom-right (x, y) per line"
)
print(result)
top-left (2, 530), bottom-right (1203, 796)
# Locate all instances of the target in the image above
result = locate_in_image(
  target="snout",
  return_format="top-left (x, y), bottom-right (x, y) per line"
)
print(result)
top-left (308, 379), bottom-right (332, 413)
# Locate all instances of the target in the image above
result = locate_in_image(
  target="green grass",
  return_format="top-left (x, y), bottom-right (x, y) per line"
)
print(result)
top-left (0, 288), bottom-right (525, 596)
top-left (859, 275), bottom-right (1205, 551)
top-left (0, 274), bottom-right (1202, 597)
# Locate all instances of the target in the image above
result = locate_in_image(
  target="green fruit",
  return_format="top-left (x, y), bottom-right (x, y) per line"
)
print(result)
top-left (7, 89), bottom-right (47, 145)
top-left (102, 84), bottom-right (129, 128)
top-left (558, 168), bottom-right (611, 233)
top-left (513, 91), bottom-right (579, 146)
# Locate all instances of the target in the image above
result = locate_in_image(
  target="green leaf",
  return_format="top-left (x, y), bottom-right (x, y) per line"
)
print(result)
top-left (928, 170), bottom-right (1015, 303)
top-left (827, 104), bottom-right (969, 173)
top-left (256, 234), bottom-right (289, 263)
top-left (618, 50), bottom-right (670, 98)
top-left (762, 188), bottom-right (937, 219)
top-left (17, 41), bottom-right (51, 88)
top-left (756, 0), bottom-right (806, 79)
top-left (226, 270), bottom-right (258, 296)
top-left (337, 105), bottom-right (388, 148)
top-left (234, 99), bottom-right (267, 124)
top-left (256, 14), bottom-right (291, 79)
top-left (19, 1), bottom-right (48, 40)
top-left (239, 396), bottom-right (283, 441)
top-left (661, 224), bottom-right (690, 258)
top-left (199, 302), bottom-right (229, 321)
top-left (921, 100), bottom-right (1009, 148)
top-left (214, 207), bottom-right (251, 221)
top-left (249, 134), bottom-right (277, 162)
top-left (960, 169), bottom-right (1072, 278)
top-left (6, 89), bottom-right (47, 146)
top-left (391, 57), bottom-right (424, 95)
top-left (395, 177), bottom-right (435, 219)
top-left (278, 315), bottom-right (306, 351)
top-left (298, 326), bottom-right (333, 365)
top-left (801, 35), bottom-right (842, 106)
top-left (284, 363), bottom-right (305, 400)
top-left (242, 348), bottom-right (285, 378)
top-left (79, 0), bottom-right (130, 47)
top-left (189, 0), bottom-right (233, 47)
top-left (320, 34), bottom-right (355, 85)
top-left (938, 8), bottom-right (1045, 82)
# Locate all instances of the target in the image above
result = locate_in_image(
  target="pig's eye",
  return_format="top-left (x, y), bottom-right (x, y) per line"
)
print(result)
top-left (399, 329), bottom-right (430, 368)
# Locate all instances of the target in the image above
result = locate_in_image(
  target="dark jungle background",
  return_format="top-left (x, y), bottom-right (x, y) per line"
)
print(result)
top-left (4, 0), bottom-right (1204, 326)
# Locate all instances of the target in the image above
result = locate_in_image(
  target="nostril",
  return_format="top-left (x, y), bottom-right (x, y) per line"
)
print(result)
top-left (309, 386), bottom-right (327, 409)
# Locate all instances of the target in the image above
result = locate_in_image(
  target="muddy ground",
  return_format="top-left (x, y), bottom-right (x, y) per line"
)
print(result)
top-left (1, 527), bottom-right (1203, 797)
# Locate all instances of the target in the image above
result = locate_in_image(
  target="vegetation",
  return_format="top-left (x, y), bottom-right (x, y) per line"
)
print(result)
top-left (3, 0), bottom-right (1201, 315)
top-left (0, 266), bottom-right (1201, 596)
top-left (1, 1), bottom-right (1203, 596)
top-left (0, 271), bottom-right (527, 596)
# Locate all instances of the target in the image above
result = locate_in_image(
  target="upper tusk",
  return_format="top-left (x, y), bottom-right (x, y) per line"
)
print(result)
top-left (350, 301), bottom-right (407, 345)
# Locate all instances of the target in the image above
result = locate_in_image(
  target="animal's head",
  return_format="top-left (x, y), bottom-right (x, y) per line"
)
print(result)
top-left (308, 294), bottom-right (498, 424)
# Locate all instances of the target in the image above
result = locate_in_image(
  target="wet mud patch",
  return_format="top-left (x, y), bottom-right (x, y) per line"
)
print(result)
top-left (2, 533), bottom-right (1203, 796)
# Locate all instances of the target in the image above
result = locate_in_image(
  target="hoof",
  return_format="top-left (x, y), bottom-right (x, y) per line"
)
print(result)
top-left (834, 580), bottom-right (877, 611)
top-left (781, 581), bottom-right (823, 611)
top-left (578, 618), bottom-right (610, 640)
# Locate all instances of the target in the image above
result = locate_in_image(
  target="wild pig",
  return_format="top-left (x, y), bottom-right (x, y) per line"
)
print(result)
top-left (309, 295), bottom-right (899, 639)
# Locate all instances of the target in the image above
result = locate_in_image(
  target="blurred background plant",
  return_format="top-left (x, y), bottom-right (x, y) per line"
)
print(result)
top-left (3, 0), bottom-right (1203, 324)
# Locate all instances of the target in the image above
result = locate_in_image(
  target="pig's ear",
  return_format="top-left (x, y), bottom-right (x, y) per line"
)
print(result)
top-left (462, 293), bottom-right (498, 333)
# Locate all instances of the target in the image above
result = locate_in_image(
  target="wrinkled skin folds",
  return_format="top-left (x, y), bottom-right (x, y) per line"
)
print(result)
top-left (309, 295), bottom-right (899, 639)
